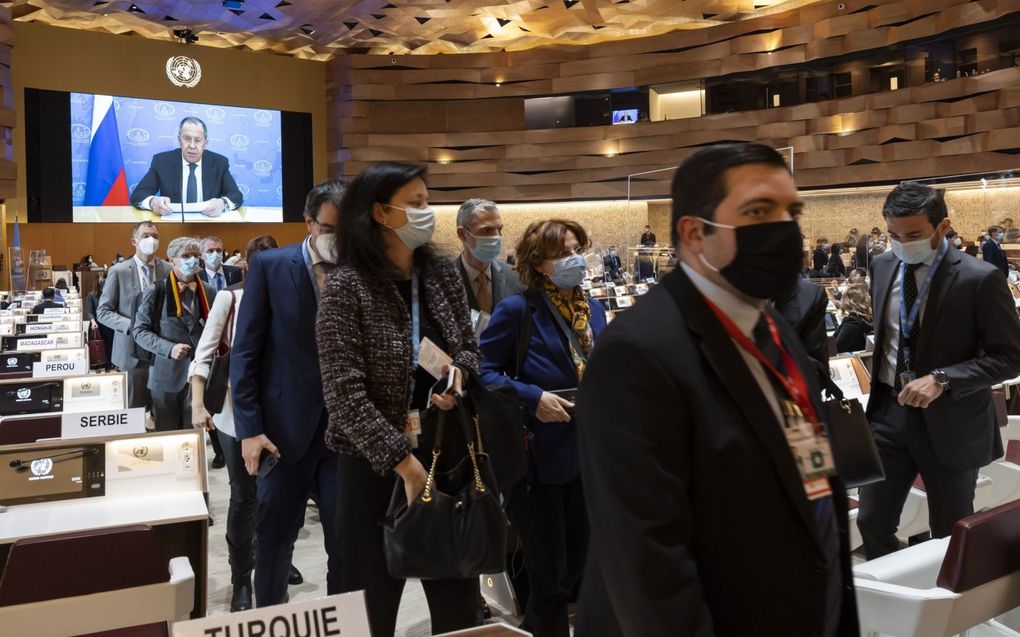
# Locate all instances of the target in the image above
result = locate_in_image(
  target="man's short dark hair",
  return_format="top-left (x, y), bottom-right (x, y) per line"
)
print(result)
top-left (882, 181), bottom-right (947, 227)
top-left (42, 287), bottom-right (55, 300)
top-left (304, 179), bottom-right (346, 220)
top-left (179, 117), bottom-right (208, 139)
top-left (131, 220), bottom-right (157, 239)
top-left (670, 143), bottom-right (790, 244)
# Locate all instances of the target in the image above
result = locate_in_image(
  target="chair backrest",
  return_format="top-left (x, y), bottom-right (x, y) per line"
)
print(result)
top-left (0, 414), bottom-right (62, 445)
top-left (0, 524), bottom-right (168, 606)
top-left (993, 387), bottom-right (1008, 429)
top-left (937, 499), bottom-right (1020, 592)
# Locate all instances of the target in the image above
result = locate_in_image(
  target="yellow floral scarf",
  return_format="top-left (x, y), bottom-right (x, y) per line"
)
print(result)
top-left (543, 279), bottom-right (593, 380)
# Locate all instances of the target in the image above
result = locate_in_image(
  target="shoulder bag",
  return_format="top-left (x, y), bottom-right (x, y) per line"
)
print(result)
top-left (204, 291), bottom-right (236, 414)
top-left (821, 374), bottom-right (885, 488)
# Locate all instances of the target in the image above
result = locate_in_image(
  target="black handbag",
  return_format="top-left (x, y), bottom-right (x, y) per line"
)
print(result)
top-left (821, 375), bottom-right (885, 488)
top-left (382, 396), bottom-right (508, 580)
top-left (204, 291), bottom-right (236, 414)
top-left (465, 371), bottom-right (528, 501)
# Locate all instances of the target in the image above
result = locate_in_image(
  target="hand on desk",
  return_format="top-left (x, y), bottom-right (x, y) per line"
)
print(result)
top-left (897, 374), bottom-right (944, 409)
top-left (192, 405), bottom-right (216, 432)
top-left (151, 197), bottom-right (175, 216)
top-left (242, 434), bottom-right (280, 476)
top-left (202, 198), bottom-right (225, 217)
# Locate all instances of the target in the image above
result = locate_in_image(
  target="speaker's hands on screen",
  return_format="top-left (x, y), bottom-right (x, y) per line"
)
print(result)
top-left (151, 197), bottom-right (174, 216)
top-left (202, 198), bottom-right (225, 217)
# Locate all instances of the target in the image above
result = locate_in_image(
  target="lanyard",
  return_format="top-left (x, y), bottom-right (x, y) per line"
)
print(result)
top-left (702, 295), bottom-right (820, 428)
top-left (898, 240), bottom-right (947, 368)
top-left (409, 271), bottom-right (421, 409)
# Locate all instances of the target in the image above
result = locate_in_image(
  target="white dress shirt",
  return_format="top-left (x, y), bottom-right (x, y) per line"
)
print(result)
top-left (188, 288), bottom-right (240, 437)
top-left (878, 243), bottom-right (942, 387)
top-left (461, 253), bottom-right (493, 304)
top-left (140, 155), bottom-right (235, 211)
top-left (205, 267), bottom-right (226, 291)
top-left (681, 262), bottom-right (783, 425)
top-left (133, 254), bottom-right (156, 290)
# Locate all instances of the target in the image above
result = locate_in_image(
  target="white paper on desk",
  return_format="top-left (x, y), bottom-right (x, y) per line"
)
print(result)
top-left (418, 337), bottom-right (453, 380)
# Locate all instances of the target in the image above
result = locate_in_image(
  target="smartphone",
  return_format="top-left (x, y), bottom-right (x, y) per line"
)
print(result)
top-left (551, 388), bottom-right (578, 405)
top-left (257, 450), bottom-right (279, 479)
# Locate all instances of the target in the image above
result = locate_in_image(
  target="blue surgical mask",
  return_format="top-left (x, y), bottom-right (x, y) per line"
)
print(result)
top-left (466, 230), bottom-right (502, 262)
top-left (549, 253), bottom-right (586, 289)
top-left (385, 204), bottom-right (435, 249)
top-left (204, 251), bottom-right (223, 270)
top-left (179, 256), bottom-right (201, 277)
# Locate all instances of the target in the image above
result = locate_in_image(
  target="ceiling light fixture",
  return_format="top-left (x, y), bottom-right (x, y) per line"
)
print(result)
top-left (300, 24), bottom-right (315, 35)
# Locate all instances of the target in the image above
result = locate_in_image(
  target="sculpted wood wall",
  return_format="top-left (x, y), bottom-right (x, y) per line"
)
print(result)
top-left (326, 0), bottom-right (1020, 203)
top-left (0, 7), bottom-right (14, 201)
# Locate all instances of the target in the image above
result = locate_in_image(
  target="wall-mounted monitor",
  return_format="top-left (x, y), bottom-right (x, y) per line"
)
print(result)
top-left (611, 109), bottom-right (638, 125)
top-left (25, 88), bottom-right (313, 224)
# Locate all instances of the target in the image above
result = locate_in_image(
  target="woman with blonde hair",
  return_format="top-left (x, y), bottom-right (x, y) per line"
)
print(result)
top-left (834, 283), bottom-right (873, 353)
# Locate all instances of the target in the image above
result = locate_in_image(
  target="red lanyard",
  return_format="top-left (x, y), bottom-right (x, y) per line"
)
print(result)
top-left (702, 295), bottom-right (820, 428)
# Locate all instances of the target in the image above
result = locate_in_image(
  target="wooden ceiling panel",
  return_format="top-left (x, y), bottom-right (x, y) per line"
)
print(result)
top-left (4, 0), bottom-right (819, 59)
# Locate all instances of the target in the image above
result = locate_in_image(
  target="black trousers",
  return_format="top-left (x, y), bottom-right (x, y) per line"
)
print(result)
top-left (335, 453), bottom-right (477, 637)
top-left (217, 429), bottom-right (257, 584)
top-left (151, 386), bottom-right (190, 431)
top-left (509, 477), bottom-right (589, 637)
top-left (858, 383), bottom-right (979, 559)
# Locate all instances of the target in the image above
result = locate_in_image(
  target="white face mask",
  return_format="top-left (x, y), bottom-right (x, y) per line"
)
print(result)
top-left (137, 236), bottom-right (159, 257)
top-left (385, 204), bottom-right (436, 250)
top-left (315, 233), bottom-right (338, 264)
top-left (891, 235), bottom-right (938, 265)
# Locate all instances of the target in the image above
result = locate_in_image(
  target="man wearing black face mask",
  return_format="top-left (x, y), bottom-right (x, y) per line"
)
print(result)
top-left (857, 183), bottom-right (1020, 560)
top-left (575, 143), bottom-right (858, 637)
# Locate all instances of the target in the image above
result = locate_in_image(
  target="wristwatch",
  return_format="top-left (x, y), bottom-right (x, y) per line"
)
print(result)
top-left (932, 369), bottom-right (950, 392)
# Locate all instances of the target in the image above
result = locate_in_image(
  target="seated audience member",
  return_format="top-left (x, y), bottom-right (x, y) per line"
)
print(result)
top-left (825, 243), bottom-right (846, 278)
top-left (603, 246), bottom-right (623, 281)
top-left (834, 284), bottom-right (873, 353)
top-left (52, 279), bottom-right (68, 303)
top-left (965, 244), bottom-right (979, 258)
top-left (32, 287), bottom-right (64, 314)
top-left (844, 227), bottom-right (859, 249)
top-left (133, 236), bottom-right (215, 431)
top-left (982, 225), bottom-right (1009, 276)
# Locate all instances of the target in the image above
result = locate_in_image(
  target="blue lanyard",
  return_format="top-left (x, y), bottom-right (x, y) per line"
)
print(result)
top-left (898, 240), bottom-right (947, 367)
top-left (409, 271), bottom-right (420, 409)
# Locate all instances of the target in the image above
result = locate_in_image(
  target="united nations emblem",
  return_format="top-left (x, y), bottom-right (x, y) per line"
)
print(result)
top-left (30, 458), bottom-right (53, 477)
top-left (6, 357), bottom-right (18, 368)
top-left (166, 56), bottom-right (202, 88)
top-left (16, 388), bottom-right (31, 400)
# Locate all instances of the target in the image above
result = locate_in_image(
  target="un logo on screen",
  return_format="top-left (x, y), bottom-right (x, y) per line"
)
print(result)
top-left (230, 134), bottom-right (250, 149)
top-left (276, 185), bottom-right (283, 198)
top-left (126, 128), bottom-right (150, 145)
top-left (238, 183), bottom-right (251, 197)
top-left (6, 357), bottom-right (18, 368)
top-left (276, 137), bottom-right (282, 150)
top-left (253, 160), bottom-right (273, 176)
top-left (30, 458), bottom-right (53, 477)
top-left (16, 388), bottom-right (31, 400)
top-left (71, 124), bottom-right (91, 141)
top-left (205, 106), bottom-right (226, 124)
top-left (153, 102), bottom-right (176, 120)
top-left (72, 182), bottom-right (87, 200)
top-left (166, 56), bottom-right (202, 88)
top-left (252, 110), bottom-right (273, 126)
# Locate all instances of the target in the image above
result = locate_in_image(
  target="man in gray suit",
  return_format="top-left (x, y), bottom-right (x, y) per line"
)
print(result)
top-left (133, 236), bottom-right (215, 431)
top-left (97, 221), bottom-right (172, 409)
top-left (454, 198), bottom-right (523, 316)
top-left (859, 181), bottom-right (1020, 559)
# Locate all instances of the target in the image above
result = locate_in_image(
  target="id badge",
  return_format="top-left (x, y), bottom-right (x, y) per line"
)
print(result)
top-left (404, 409), bottom-right (421, 447)
top-left (899, 371), bottom-right (917, 387)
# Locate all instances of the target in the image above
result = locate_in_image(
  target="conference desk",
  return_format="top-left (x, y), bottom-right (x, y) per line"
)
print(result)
top-left (73, 205), bottom-right (282, 223)
top-left (0, 430), bottom-right (210, 618)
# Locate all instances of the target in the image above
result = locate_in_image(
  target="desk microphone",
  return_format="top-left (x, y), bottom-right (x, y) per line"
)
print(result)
top-left (9, 447), bottom-right (97, 469)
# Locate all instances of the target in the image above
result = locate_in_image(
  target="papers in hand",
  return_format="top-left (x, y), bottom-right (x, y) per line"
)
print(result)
top-left (418, 337), bottom-right (453, 380)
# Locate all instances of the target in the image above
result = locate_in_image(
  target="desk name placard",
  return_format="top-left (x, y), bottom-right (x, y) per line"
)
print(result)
top-left (33, 359), bottom-right (89, 378)
top-left (172, 592), bottom-right (371, 637)
top-left (60, 408), bottom-right (146, 440)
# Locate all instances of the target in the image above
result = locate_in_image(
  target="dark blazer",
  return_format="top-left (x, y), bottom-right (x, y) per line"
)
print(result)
top-left (826, 255), bottom-right (846, 278)
top-left (834, 314), bottom-right (872, 353)
top-left (575, 267), bottom-right (858, 637)
top-left (230, 242), bottom-right (327, 462)
top-left (31, 300), bottom-right (64, 314)
top-left (640, 231), bottom-right (657, 246)
top-left (132, 278), bottom-right (215, 393)
top-left (318, 257), bottom-right (482, 475)
top-left (86, 292), bottom-right (100, 323)
top-left (198, 264), bottom-right (243, 288)
top-left (774, 279), bottom-right (830, 372)
top-left (869, 248), bottom-right (1020, 470)
top-left (982, 239), bottom-right (1009, 275)
top-left (130, 149), bottom-right (243, 208)
top-left (454, 257), bottom-right (523, 314)
top-left (603, 254), bottom-right (622, 279)
top-left (480, 289), bottom-right (607, 485)
top-left (812, 248), bottom-right (828, 272)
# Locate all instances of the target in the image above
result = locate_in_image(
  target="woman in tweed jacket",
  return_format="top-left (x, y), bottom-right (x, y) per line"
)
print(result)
top-left (316, 162), bottom-right (480, 637)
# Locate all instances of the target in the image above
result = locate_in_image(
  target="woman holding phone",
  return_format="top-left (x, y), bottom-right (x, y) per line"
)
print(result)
top-left (478, 219), bottom-right (607, 637)
top-left (316, 162), bottom-right (481, 637)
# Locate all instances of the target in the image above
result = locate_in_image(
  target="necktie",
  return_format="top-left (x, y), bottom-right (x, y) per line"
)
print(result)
top-left (476, 270), bottom-right (492, 314)
top-left (142, 263), bottom-right (153, 287)
top-left (752, 315), bottom-right (785, 374)
top-left (214, 272), bottom-right (224, 292)
top-left (894, 263), bottom-right (923, 390)
top-left (186, 163), bottom-right (198, 204)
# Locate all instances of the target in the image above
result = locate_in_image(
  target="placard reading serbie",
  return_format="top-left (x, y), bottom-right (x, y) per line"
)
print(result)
top-left (172, 592), bottom-right (371, 637)
top-left (61, 407), bottom-right (145, 440)
top-left (33, 358), bottom-right (89, 378)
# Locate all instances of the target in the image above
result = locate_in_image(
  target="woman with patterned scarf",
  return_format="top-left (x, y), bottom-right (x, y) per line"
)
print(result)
top-left (479, 219), bottom-right (608, 637)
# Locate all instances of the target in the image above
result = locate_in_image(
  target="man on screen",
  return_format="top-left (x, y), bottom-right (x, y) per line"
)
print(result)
top-left (130, 116), bottom-right (244, 217)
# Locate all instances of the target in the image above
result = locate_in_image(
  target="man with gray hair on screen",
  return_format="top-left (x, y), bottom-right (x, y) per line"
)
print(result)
top-left (454, 198), bottom-right (523, 317)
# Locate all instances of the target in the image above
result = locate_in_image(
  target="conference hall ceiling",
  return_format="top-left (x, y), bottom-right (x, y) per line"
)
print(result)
top-left (3, 0), bottom-right (818, 59)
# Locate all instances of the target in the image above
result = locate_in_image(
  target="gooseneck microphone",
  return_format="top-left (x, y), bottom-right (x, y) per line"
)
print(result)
top-left (9, 446), bottom-right (97, 469)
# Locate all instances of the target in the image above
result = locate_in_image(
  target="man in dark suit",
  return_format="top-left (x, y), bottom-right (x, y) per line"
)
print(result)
top-left (133, 236), bottom-right (215, 430)
top-left (230, 179), bottom-right (344, 606)
top-left (453, 198), bottom-right (523, 316)
top-left (773, 278), bottom-right (831, 375)
top-left (31, 287), bottom-right (64, 314)
top-left (858, 183), bottom-right (1020, 559)
top-left (603, 246), bottom-right (623, 281)
top-left (576, 143), bottom-right (858, 637)
top-left (97, 221), bottom-right (173, 408)
top-left (640, 225), bottom-right (656, 246)
top-left (198, 236), bottom-right (243, 292)
top-left (130, 117), bottom-right (243, 218)
top-left (982, 225), bottom-right (1009, 275)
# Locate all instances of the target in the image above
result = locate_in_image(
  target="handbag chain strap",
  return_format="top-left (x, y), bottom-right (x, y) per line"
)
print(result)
top-left (420, 396), bottom-right (487, 503)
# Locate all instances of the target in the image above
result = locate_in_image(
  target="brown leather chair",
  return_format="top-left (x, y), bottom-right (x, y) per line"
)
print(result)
top-left (0, 414), bottom-right (62, 445)
top-left (937, 498), bottom-right (1020, 593)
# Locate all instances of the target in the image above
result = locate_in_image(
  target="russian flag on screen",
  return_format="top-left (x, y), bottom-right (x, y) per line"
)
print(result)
top-left (83, 95), bottom-right (130, 206)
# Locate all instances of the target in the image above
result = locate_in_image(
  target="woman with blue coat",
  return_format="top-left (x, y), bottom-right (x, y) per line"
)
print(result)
top-left (479, 218), bottom-right (607, 637)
